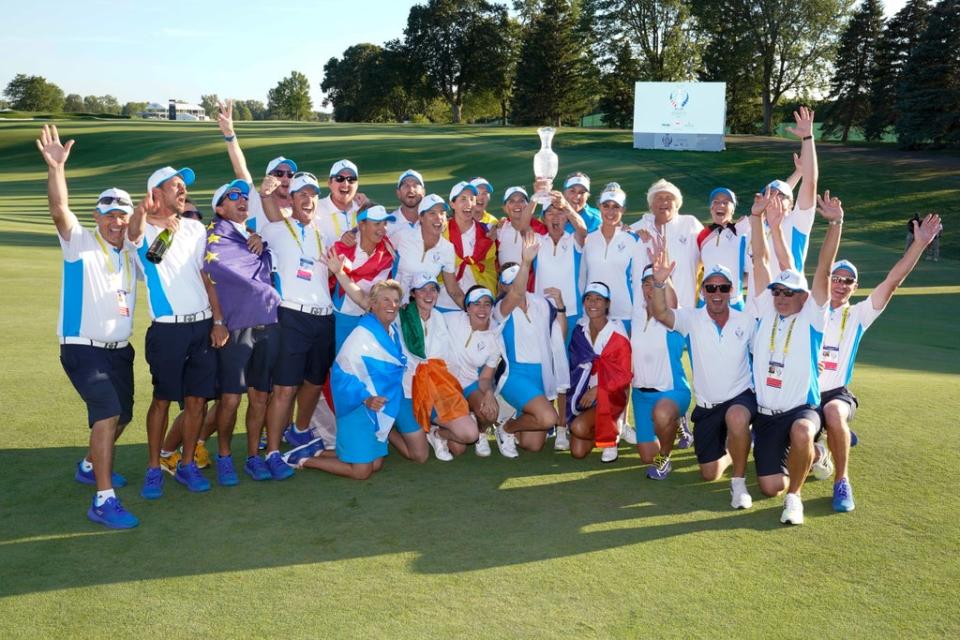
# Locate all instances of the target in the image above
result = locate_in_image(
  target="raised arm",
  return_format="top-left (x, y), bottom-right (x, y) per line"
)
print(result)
top-left (499, 232), bottom-right (539, 317)
top-left (259, 176), bottom-right (286, 223)
top-left (648, 237), bottom-right (678, 329)
top-left (512, 198), bottom-right (538, 233)
top-left (554, 191), bottom-right (588, 244)
top-left (811, 190), bottom-right (844, 306)
top-left (750, 192), bottom-right (772, 294)
top-left (786, 107), bottom-right (818, 211)
top-left (441, 273), bottom-right (465, 309)
top-left (326, 248), bottom-right (370, 311)
top-left (784, 152), bottom-right (802, 191)
top-left (218, 100), bottom-right (253, 184)
top-left (36, 125), bottom-right (79, 240)
top-left (766, 194), bottom-right (792, 272)
top-left (870, 213), bottom-right (942, 310)
top-left (127, 189), bottom-right (159, 246)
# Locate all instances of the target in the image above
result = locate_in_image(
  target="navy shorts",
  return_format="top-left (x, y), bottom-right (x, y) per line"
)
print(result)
top-left (274, 308), bottom-right (335, 387)
top-left (218, 324), bottom-right (281, 395)
top-left (753, 405), bottom-right (822, 477)
top-left (690, 388), bottom-right (757, 465)
top-left (60, 344), bottom-right (135, 427)
top-left (818, 386), bottom-right (858, 423)
top-left (145, 319), bottom-right (218, 402)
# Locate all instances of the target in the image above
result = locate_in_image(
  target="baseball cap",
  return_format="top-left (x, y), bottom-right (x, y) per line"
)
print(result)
top-left (211, 179), bottom-right (250, 210)
top-left (583, 281), bottom-right (611, 299)
top-left (330, 159), bottom-right (358, 178)
top-left (290, 172), bottom-right (322, 194)
top-left (703, 264), bottom-right (734, 284)
top-left (831, 260), bottom-right (859, 280)
top-left (95, 188), bottom-right (134, 216)
top-left (563, 174), bottom-right (591, 192)
top-left (768, 268), bottom-right (809, 293)
top-left (449, 181), bottom-right (479, 202)
top-left (356, 205), bottom-right (396, 223)
top-left (147, 166), bottom-right (195, 192)
top-left (465, 287), bottom-right (495, 306)
top-left (765, 179), bottom-right (793, 201)
top-left (418, 194), bottom-right (448, 215)
top-left (599, 183), bottom-right (626, 207)
top-left (470, 177), bottom-right (494, 194)
top-left (410, 273), bottom-right (440, 291)
top-left (265, 156), bottom-right (298, 175)
top-left (499, 264), bottom-right (521, 285)
top-left (709, 187), bottom-right (737, 208)
top-left (397, 169), bottom-right (424, 188)
top-left (502, 186), bottom-right (529, 203)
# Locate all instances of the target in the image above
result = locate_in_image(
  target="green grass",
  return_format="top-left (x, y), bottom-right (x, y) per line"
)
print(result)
top-left (0, 121), bottom-right (958, 638)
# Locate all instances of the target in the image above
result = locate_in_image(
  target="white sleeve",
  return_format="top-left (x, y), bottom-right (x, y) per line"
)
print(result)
top-left (803, 295), bottom-right (829, 332)
top-left (791, 205), bottom-right (816, 236)
top-left (754, 289), bottom-right (775, 318)
top-left (857, 296), bottom-right (884, 331)
top-left (59, 221), bottom-right (84, 261)
top-left (672, 307), bottom-right (693, 336)
top-left (441, 241), bottom-right (456, 274)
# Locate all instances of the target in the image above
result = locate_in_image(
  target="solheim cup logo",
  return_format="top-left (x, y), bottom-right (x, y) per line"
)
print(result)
top-left (669, 88), bottom-right (690, 111)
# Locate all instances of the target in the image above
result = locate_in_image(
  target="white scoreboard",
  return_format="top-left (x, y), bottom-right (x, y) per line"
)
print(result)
top-left (633, 82), bottom-right (726, 152)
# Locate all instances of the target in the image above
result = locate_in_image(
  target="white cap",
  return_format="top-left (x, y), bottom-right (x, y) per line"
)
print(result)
top-left (499, 264), bottom-right (521, 285)
top-left (502, 186), bottom-right (529, 203)
top-left (418, 194), bottom-right (448, 215)
top-left (470, 177), bottom-right (493, 194)
top-left (290, 172), bottom-right (322, 194)
top-left (599, 183), bottom-right (626, 207)
top-left (330, 159), bottom-right (358, 178)
top-left (563, 175), bottom-right (591, 192)
top-left (397, 169), bottom-right (424, 188)
top-left (640, 265), bottom-right (655, 281)
top-left (831, 260), bottom-right (859, 280)
top-left (465, 287), bottom-right (495, 306)
top-left (211, 179), bottom-right (250, 211)
top-left (356, 205), bottom-right (396, 223)
top-left (147, 166), bottom-right (195, 192)
top-left (410, 273), bottom-right (440, 291)
top-left (765, 179), bottom-right (793, 202)
top-left (646, 178), bottom-right (683, 209)
top-left (95, 188), bottom-right (134, 216)
top-left (703, 264), bottom-right (734, 284)
top-left (768, 268), bottom-right (809, 293)
top-left (583, 281), bottom-right (611, 299)
top-left (449, 181), bottom-right (479, 202)
top-left (265, 156), bottom-right (297, 175)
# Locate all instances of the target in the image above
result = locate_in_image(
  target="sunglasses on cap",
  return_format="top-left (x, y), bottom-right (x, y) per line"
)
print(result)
top-left (270, 169), bottom-right (294, 178)
top-left (332, 175), bottom-right (358, 184)
top-left (294, 171), bottom-right (318, 181)
top-left (771, 288), bottom-right (798, 297)
top-left (98, 196), bottom-right (133, 207)
top-left (182, 210), bottom-right (203, 221)
top-left (831, 275), bottom-right (856, 285)
top-left (703, 283), bottom-right (732, 293)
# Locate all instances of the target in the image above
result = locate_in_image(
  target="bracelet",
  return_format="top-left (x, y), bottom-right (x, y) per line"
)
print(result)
top-left (213, 319), bottom-right (226, 326)
top-left (828, 219), bottom-right (843, 226)
top-left (653, 282), bottom-right (666, 289)
top-left (802, 135), bottom-right (813, 141)
top-left (224, 135), bottom-right (236, 142)
top-left (555, 306), bottom-right (566, 313)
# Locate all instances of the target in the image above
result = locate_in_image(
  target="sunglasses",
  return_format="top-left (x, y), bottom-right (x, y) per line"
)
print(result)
top-left (332, 175), bottom-right (358, 184)
top-left (831, 276), bottom-right (856, 285)
top-left (182, 210), bottom-right (203, 220)
top-left (270, 170), bottom-right (294, 178)
top-left (703, 283), bottom-right (732, 293)
top-left (217, 191), bottom-right (249, 206)
top-left (99, 196), bottom-right (133, 207)
top-left (771, 288), bottom-right (798, 297)
top-left (294, 171), bottom-right (318, 181)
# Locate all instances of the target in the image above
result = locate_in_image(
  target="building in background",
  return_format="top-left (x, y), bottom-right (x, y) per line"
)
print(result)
top-left (140, 99), bottom-right (209, 121)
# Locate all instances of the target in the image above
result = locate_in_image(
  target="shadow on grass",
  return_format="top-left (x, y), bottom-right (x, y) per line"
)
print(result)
top-left (0, 442), bottom-right (787, 597)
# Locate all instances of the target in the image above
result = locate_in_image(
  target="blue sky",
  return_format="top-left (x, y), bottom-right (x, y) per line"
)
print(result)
top-left (1, 0), bottom-right (908, 109)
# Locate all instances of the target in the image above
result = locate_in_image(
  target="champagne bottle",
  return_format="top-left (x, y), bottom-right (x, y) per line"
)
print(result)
top-left (146, 226), bottom-right (174, 264)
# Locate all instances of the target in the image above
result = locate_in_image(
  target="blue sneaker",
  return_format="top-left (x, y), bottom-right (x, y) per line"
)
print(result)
top-left (87, 496), bottom-right (139, 529)
top-left (140, 467), bottom-right (164, 500)
top-left (833, 478), bottom-right (856, 512)
top-left (645, 455), bottom-right (672, 480)
top-left (283, 423), bottom-right (315, 448)
top-left (850, 430), bottom-right (859, 447)
top-left (75, 461), bottom-right (128, 488)
top-left (265, 451), bottom-right (294, 480)
top-left (244, 455), bottom-right (271, 481)
top-left (281, 437), bottom-right (325, 468)
top-left (175, 461), bottom-right (211, 492)
top-left (216, 455), bottom-right (239, 487)
top-left (258, 433), bottom-right (267, 451)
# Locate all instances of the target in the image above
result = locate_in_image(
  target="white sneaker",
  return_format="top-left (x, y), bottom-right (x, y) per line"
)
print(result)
top-left (475, 427), bottom-right (492, 457)
top-left (811, 442), bottom-right (834, 480)
top-left (780, 492), bottom-right (804, 525)
top-left (600, 447), bottom-right (619, 463)
top-left (554, 426), bottom-right (570, 451)
top-left (621, 424), bottom-right (637, 445)
top-left (494, 423), bottom-right (519, 459)
top-left (426, 427), bottom-right (453, 462)
top-left (730, 479), bottom-right (753, 509)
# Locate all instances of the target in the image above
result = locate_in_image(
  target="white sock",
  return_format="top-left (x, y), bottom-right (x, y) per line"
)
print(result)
top-left (266, 450), bottom-right (280, 459)
top-left (160, 450), bottom-right (174, 458)
top-left (94, 489), bottom-right (116, 506)
top-left (731, 476), bottom-right (746, 489)
top-left (80, 458), bottom-right (94, 472)
top-left (293, 425), bottom-right (309, 434)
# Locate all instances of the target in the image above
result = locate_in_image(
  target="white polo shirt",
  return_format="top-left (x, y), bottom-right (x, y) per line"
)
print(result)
top-left (387, 208), bottom-right (419, 240)
top-left (131, 216), bottom-right (209, 320)
top-left (698, 216), bottom-right (750, 305)
top-left (260, 218), bottom-right (334, 309)
top-left (58, 223), bottom-right (139, 343)
top-left (583, 228), bottom-right (637, 321)
top-left (399, 309), bottom-right (452, 398)
top-left (494, 293), bottom-right (552, 365)
top-left (245, 188), bottom-right (291, 233)
top-left (333, 243), bottom-right (394, 317)
top-left (444, 311), bottom-right (503, 388)
top-left (437, 222), bottom-right (480, 311)
top-left (819, 295), bottom-right (884, 392)
top-left (534, 231), bottom-right (583, 318)
top-left (752, 290), bottom-right (828, 411)
top-left (315, 195), bottom-right (359, 243)
top-left (497, 220), bottom-right (546, 266)
top-left (630, 311), bottom-right (689, 392)
top-left (631, 213), bottom-right (704, 309)
top-left (745, 205), bottom-right (816, 298)
top-left (393, 227), bottom-right (456, 299)
top-left (672, 305), bottom-right (756, 406)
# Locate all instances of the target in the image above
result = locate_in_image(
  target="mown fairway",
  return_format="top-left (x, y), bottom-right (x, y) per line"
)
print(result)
top-left (0, 120), bottom-right (957, 638)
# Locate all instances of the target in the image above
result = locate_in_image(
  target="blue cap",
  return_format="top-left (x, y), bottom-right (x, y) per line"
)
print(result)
top-left (449, 181), bottom-right (479, 201)
top-left (356, 205), bottom-right (396, 223)
top-left (470, 177), bottom-right (494, 194)
top-left (831, 260), bottom-right (858, 280)
top-left (211, 179), bottom-right (250, 210)
top-left (148, 166), bottom-right (195, 192)
top-left (397, 169), bottom-right (425, 188)
top-left (266, 156), bottom-right (298, 175)
top-left (709, 187), bottom-right (737, 208)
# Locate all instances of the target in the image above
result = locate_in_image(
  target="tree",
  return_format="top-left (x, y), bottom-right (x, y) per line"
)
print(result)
top-left (598, 0), bottom-right (702, 81)
top-left (821, 0), bottom-right (885, 142)
top-left (511, 0), bottom-right (593, 126)
top-left (268, 71), bottom-right (313, 121)
top-left (99, 95), bottom-right (120, 114)
top-left (241, 100), bottom-right (268, 120)
top-left (200, 94), bottom-right (220, 119)
top-left (122, 102), bottom-right (148, 117)
top-left (403, 0), bottom-right (512, 123)
top-left (597, 41), bottom-right (643, 129)
top-left (232, 101), bottom-right (253, 121)
top-left (896, 0), bottom-right (960, 147)
top-left (64, 94), bottom-right (84, 112)
top-left (864, 0), bottom-right (930, 140)
top-left (693, 0), bottom-right (852, 135)
top-left (3, 74), bottom-right (65, 112)
top-left (698, 15), bottom-right (763, 133)
top-left (83, 95), bottom-right (103, 112)
top-left (321, 43), bottom-right (391, 122)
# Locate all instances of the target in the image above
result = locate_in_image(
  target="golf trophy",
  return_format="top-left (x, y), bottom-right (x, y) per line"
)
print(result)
top-left (533, 127), bottom-right (558, 205)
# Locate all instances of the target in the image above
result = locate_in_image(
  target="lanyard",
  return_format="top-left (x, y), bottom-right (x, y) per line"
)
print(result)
top-left (95, 231), bottom-right (131, 291)
top-left (283, 219), bottom-right (323, 258)
top-left (769, 314), bottom-right (798, 358)
top-left (830, 305), bottom-right (850, 347)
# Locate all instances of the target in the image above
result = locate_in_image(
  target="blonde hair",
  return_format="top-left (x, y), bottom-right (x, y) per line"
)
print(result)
top-left (369, 279), bottom-right (403, 303)
top-left (646, 178), bottom-right (683, 210)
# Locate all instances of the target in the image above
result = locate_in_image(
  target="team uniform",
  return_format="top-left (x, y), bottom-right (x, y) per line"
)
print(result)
top-left (745, 206), bottom-right (816, 298)
top-left (564, 204), bottom-right (601, 235)
top-left (244, 188), bottom-right (290, 233)
top-left (438, 221), bottom-right (496, 312)
top-left (315, 195), bottom-right (359, 244)
top-left (567, 318), bottom-right (632, 448)
top-left (497, 219), bottom-right (547, 267)
top-left (393, 226), bottom-right (456, 299)
top-left (259, 217), bottom-right (335, 389)
top-left (59, 223), bottom-right (139, 426)
top-left (751, 291), bottom-right (829, 476)
top-left (583, 229), bottom-right (637, 330)
top-left (631, 213), bottom-right (704, 309)
top-left (534, 231), bottom-right (584, 342)
top-left (386, 210), bottom-right (419, 240)
top-left (671, 305), bottom-right (757, 465)
top-left (629, 312), bottom-right (692, 443)
top-left (394, 308), bottom-right (455, 434)
top-left (132, 216), bottom-right (216, 402)
top-left (331, 239), bottom-right (396, 348)
top-left (444, 311), bottom-right (504, 398)
top-left (697, 217), bottom-right (750, 308)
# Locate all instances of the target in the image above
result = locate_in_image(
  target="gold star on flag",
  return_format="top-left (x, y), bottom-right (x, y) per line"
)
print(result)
top-left (207, 222), bottom-right (216, 231)
top-left (204, 250), bottom-right (219, 264)
top-left (207, 233), bottom-right (222, 245)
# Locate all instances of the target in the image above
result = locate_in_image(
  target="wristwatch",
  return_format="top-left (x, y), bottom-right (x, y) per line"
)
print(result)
top-left (213, 319), bottom-right (226, 326)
